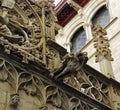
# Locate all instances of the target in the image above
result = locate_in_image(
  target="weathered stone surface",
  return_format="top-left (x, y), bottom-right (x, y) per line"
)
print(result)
top-left (0, 104), bottom-right (6, 110)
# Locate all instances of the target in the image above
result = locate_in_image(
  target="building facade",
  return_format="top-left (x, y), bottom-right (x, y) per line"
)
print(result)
top-left (55, 0), bottom-right (120, 82)
top-left (0, 0), bottom-right (120, 110)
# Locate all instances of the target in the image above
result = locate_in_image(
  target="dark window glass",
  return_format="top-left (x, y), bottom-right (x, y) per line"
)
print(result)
top-left (71, 27), bottom-right (87, 53)
top-left (92, 6), bottom-right (110, 27)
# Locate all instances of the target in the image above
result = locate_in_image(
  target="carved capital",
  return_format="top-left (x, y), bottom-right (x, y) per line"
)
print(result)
top-left (83, 22), bottom-right (92, 30)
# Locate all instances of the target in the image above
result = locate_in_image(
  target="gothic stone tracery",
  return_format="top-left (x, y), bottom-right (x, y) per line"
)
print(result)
top-left (0, 0), bottom-right (59, 69)
top-left (0, 0), bottom-right (120, 110)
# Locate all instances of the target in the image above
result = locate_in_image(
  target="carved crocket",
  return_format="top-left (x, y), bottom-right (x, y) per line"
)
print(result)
top-left (53, 51), bottom-right (88, 80)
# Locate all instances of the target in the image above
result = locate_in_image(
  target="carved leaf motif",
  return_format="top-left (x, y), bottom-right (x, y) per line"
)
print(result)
top-left (60, 93), bottom-right (70, 110)
top-left (18, 72), bottom-right (32, 86)
top-left (93, 25), bottom-right (113, 62)
top-left (46, 86), bottom-right (58, 99)
top-left (88, 75), bottom-right (100, 88)
top-left (69, 97), bottom-right (91, 110)
top-left (70, 97), bottom-right (80, 109)
top-left (18, 73), bottom-right (34, 92)
top-left (0, 59), bottom-right (8, 81)
top-left (18, 72), bottom-right (33, 91)
top-left (32, 76), bottom-right (45, 106)
top-left (18, 72), bottom-right (45, 106)
top-left (87, 87), bottom-right (102, 101)
top-left (39, 106), bottom-right (48, 110)
top-left (80, 102), bottom-right (91, 110)
top-left (76, 71), bottom-right (89, 84)
top-left (101, 92), bottom-right (111, 106)
top-left (51, 92), bottom-right (62, 108)
top-left (46, 85), bottom-right (70, 110)
top-left (0, 64), bottom-right (9, 81)
top-left (4, 61), bottom-right (18, 83)
top-left (0, 58), bottom-right (18, 84)
top-left (64, 76), bottom-right (80, 90)
top-left (23, 81), bottom-right (37, 95)
top-left (46, 86), bottom-right (62, 108)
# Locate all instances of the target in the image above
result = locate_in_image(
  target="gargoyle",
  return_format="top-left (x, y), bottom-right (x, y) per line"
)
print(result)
top-left (53, 51), bottom-right (88, 80)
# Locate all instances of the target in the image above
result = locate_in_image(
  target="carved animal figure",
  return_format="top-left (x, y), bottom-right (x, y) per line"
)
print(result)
top-left (53, 51), bottom-right (88, 80)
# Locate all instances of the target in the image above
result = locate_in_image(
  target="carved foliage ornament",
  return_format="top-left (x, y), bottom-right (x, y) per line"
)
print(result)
top-left (0, 57), bottom-right (99, 110)
top-left (92, 25), bottom-right (113, 62)
top-left (64, 70), bottom-right (112, 107)
top-left (0, 0), bottom-right (57, 64)
top-left (0, 57), bottom-right (46, 107)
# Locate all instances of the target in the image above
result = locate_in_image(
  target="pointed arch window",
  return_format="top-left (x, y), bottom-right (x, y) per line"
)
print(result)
top-left (92, 6), bottom-right (110, 27)
top-left (71, 27), bottom-right (87, 53)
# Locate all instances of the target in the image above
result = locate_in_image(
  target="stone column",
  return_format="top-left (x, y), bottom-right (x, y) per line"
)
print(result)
top-left (92, 25), bottom-right (114, 78)
top-left (83, 22), bottom-right (93, 41)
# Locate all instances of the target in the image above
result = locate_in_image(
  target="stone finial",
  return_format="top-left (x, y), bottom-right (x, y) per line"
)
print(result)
top-left (92, 25), bottom-right (113, 62)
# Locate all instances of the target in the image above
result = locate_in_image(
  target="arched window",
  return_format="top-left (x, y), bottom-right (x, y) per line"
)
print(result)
top-left (92, 6), bottom-right (110, 27)
top-left (71, 27), bottom-right (87, 53)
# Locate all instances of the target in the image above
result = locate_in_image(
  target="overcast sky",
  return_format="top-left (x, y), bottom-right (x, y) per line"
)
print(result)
top-left (54, 0), bottom-right (61, 5)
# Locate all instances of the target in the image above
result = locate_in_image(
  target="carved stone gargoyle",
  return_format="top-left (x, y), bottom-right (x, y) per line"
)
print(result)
top-left (53, 51), bottom-right (88, 80)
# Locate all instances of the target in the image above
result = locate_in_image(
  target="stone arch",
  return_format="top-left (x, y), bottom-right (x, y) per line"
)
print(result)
top-left (61, 21), bottom-right (85, 52)
top-left (58, 0), bottom-right (109, 52)
top-left (62, 21), bottom-right (85, 44)
top-left (92, 5), bottom-right (110, 27)
top-left (61, 1), bottom-right (108, 45)
top-left (85, 0), bottom-right (108, 25)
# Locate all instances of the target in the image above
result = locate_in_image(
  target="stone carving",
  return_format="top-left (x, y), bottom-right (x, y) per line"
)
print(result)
top-left (0, 0), bottom-right (58, 65)
top-left (0, 51), bottom-right (119, 110)
top-left (53, 51), bottom-right (88, 80)
top-left (0, 57), bottom-right (79, 110)
top-left (1, 0), bottom-right (15, 9)
top-left (92, 25), bottom-right (113, 62)
top-left (64, 70), bottom-right (112, 107)
top-left (39, 0), bottom-right (57, 39)
top-left (0, 1), bottom-right (120, 110)
top-left (46, 86), bottom-right (64, 108)
top-left (69, 97), bottom-right (97, 110)
top-left (0, 57), bottom-right (104, 110)
top-left (0, 57), bottom-right (46, 108)
top-left (0, 58), bottom-right (18, 83)
top-left (39, 106), bottom-right (48, 110)
top-left (10, 93), bottom-right (20, 107)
